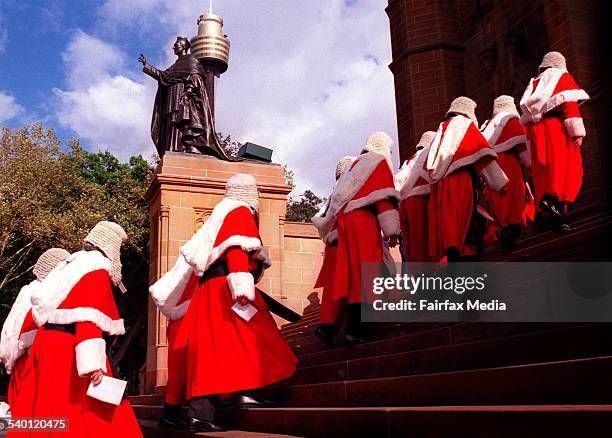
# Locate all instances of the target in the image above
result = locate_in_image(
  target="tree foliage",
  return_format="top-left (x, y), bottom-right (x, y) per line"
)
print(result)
top-left (286, 190), bottom-right (324, 223)
top-left (0, 123), bottom-right (152, 392)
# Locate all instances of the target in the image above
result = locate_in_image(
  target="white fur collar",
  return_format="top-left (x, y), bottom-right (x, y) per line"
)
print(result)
top-left (181, 198), bottom-right (263, 276)
top-left (0, 280), bottom-right (39, 373)
top-left (426, 115), bottom-right (473, 182)
top-left (399, 146), bottom-right (430, 200)
top-left (481, 112), bottom-right (517, 146)
top-left (31, 250), bottom-right (111, 327)
top-left (519, 68), bottom-right (588, 123)
top-left (150, 255), bottom-right (194, 319)
top-left (312, 152), bottom-right (387, 241)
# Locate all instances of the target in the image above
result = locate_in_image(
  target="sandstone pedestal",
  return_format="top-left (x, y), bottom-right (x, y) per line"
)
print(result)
top-left (143, 152), bottom-right (291, 394)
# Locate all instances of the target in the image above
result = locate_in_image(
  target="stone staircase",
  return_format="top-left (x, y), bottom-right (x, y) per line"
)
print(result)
top-left (130, 208), bottom-right (612, 437)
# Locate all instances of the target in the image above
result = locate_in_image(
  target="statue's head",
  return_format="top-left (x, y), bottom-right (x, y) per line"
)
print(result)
top-left (173, 36), bottom-right (191, 56)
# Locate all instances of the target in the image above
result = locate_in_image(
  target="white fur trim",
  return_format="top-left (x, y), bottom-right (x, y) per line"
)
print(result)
top-left (564, 117), bottom-right (586, 138)
top-left (394, 160), bottom-right (411, 191)
top-left (150, 255), bottom-right (195, 320)
top-left (481, 112), bottom-right (517, 146)
top-left (344, 187), bottom-right (400, 214)
top-left (226, 272), bottom-right (255, 301)
top-left (426, 115), bottom-right (473, 182)
top-left (492, 135), bottom-right (527, 155)
top-left (75, 338), bottom-right (107, 377)
top-left (181, 198), bottom-right (262, 276)
top-left (167, 300), bottom-right (191, 321)
top-left (312, 152), bottom-right (389, 241)
top-left (445, 147), bottom-right (498, 177)
top-left (31, 251), bottom-right (112, 327)
top-left (377, 209), bottom-right (401, 238)
top-left (47, 307), bottom-right (125, 335)
top-left (399, 146), bottom-right (431, 200)
top-left (479, 160), bottom-right (509, 192)
top-left (520, 68), bottom-right (589, 123)
top-left (406, 184), bottom-right (431, 198)
top-left (0, 280), bottom-right (39, 374)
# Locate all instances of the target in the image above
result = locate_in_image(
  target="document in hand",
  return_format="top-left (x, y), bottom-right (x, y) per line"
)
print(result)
top-left (231, 302), bottom-right (258, 321)
top-left (87, 375), bottom-right (128, 405)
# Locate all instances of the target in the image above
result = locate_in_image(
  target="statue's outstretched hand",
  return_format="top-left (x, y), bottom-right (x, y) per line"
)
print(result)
top-left (138, 53), bottom-right (147, 66)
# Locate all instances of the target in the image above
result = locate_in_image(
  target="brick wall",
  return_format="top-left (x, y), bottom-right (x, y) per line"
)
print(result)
top-left (281, 222), bottom-right (325, 316)
top-left (387, 0), bottom-right (611, 208)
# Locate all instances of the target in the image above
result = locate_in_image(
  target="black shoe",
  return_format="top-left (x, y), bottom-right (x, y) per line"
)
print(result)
top-left (343, 333), bottom-right (368, 346)
top-left (189, 418), bottom-right (226, 433)
top-left (314, 326), bottom-right (335, 348)
top-left (158, 416), bottom-right (188, 429)
top-left (234, 393), bottom-right (274, 408)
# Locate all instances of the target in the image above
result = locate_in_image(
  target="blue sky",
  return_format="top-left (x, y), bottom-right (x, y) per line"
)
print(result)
top-left (0, 0), bottom-right (397, 194)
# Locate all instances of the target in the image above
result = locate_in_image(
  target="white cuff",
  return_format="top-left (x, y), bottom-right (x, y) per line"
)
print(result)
top-left (480, 160), bottom-right (509, 192)
top-left (227, 272), bottom-right (255, 301)
top-left (75, 338), bottom-right (107, 377)
top-left (564, 117), bottom-right (586, 138)
top-left (377, 209), bottom-right (401, 238)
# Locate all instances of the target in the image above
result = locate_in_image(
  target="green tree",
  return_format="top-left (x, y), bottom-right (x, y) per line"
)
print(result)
top-left (0, 123), bottom-right (152, 393)
top-left (286, 190), bottom-right (325, 223)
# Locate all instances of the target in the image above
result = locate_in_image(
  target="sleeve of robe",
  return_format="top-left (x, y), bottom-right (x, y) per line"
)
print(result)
top-left (67, 270), bottom-right (117, 377)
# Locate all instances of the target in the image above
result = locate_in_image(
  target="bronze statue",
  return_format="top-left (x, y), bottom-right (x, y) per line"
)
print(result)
top-left (139, 37), bottom-right (237, 160)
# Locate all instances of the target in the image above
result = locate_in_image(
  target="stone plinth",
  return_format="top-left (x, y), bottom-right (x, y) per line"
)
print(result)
top-left (143, 152), bottom-right (291, 394)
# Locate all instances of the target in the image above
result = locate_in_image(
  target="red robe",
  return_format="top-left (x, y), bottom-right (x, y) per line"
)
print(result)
top-left (396, 147), bottom-right (432, 262)
top-left (177, 204), bottom-right (296, 398)
top-left (331, 154), bottom-right (400, 303)
top-left (314, 231), bottom-right (345, 325)
top-left (426, 116), bottom-right (508, 259)
top-left (1, 280), bottom-right (39, 414)
top-left (164, 274), bottom-right (197, 405)
top-left (11, 251), bottom-right (142, 438)
top-left (481, 114), bottom-right (529, 227)
top-left (520, 68), bottom-right (589, 204)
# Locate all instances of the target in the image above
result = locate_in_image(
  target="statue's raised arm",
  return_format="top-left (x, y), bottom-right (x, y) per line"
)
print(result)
top-left (140, 37), bottom-right (239, 161)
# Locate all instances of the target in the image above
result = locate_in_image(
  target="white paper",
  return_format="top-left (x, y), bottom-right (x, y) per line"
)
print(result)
top-left (86, 375), bottom-right (127, 406)
top-left (232, 302), bottom-right (258, 321)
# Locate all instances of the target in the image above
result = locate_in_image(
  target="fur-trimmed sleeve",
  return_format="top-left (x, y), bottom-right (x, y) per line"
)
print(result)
top-left (75, 321), bottom-right (107, 377)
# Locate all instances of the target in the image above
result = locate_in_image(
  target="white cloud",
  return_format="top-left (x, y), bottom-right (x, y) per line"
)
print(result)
top-left (0, 91), bottom-right (25, 124)
top-left (53, 30), bottom-right (154, 160)
top-left (76, 0), bottom-right (397, 194)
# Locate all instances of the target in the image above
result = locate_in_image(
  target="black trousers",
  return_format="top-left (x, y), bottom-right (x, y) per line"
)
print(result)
top-left (188, 396), bottom-right (216, 421)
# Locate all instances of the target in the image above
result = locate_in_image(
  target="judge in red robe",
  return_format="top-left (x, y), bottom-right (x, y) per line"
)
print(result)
top-left (313, 156), bottom-right (354, 347)
top-left (13, 222), bottom-right (142, 438)
top-left (426, 97), bottom-right (509, 261)
top-left (520, 51), bottom-right (589, 230)
top-left (481, 95), bottom-right (530, 249)
top-left (176, 174), bottom-right (296, 433)
top-left (149, 259), bottom-right (199, 429)
top-left (1, 248), bottom-right (70, 416)
top-left (313, 132), bottom-right (401, 345)
top-left (395, 131), bottom-right (436, 263)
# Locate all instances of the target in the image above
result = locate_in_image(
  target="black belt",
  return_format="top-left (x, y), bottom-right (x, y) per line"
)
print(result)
top-left (199, 260), bottom-right (230, 284)
top-left (329, 239), bottom-right (338, 248)
top-left (543, 111), bottom-right (563, 118)
top-left (44, 323), bottom-right (76, 335)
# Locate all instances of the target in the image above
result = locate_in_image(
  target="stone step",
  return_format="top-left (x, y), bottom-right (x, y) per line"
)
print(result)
top-left (138, 419), bottom-right (303, 437)
top-left (133, 405), bottom-right (612, 438)
top-left (295, 322), bottom-right (565, 367)
top-left (264, 356), bottom-right (612, 407)
top-left (288, 323), bottom-right (612, 385)
top-left (484, 209), bottom-right (612, 262)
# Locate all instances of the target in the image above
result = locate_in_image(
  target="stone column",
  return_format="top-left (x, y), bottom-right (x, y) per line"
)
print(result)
top-left (143, 152), bottom-right (291, 394)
